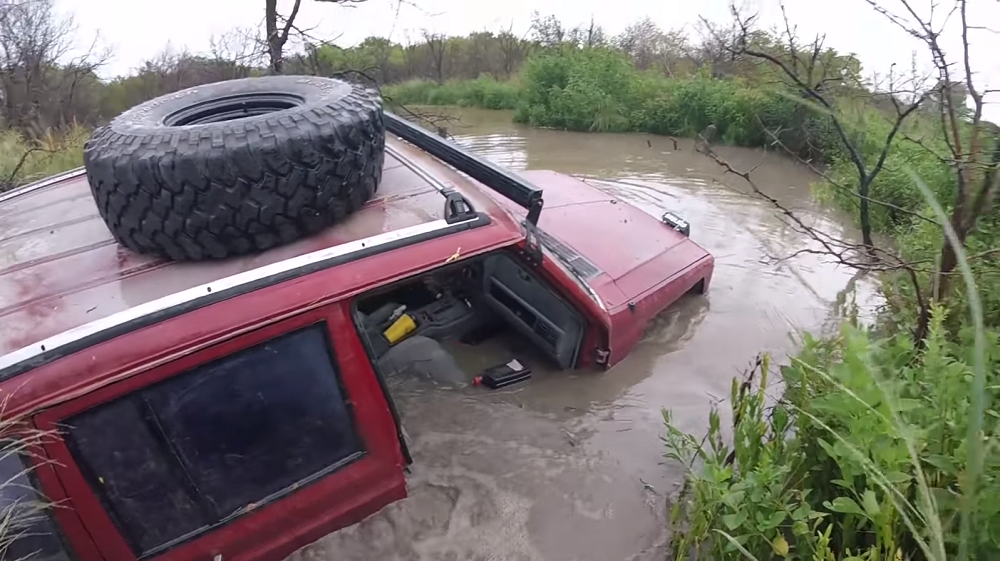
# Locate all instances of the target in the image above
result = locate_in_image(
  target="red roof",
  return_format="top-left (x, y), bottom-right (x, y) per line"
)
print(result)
top-left (0, 137), bottom-right (522, 358)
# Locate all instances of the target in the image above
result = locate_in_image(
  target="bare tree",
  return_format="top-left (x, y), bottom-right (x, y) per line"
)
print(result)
top-left (568, 17), bottom-right (607, 49)
top-left (530, 12), bottom-right (566, 49)
top-left (718, 5), bottom-right (928, 250)
top-left (496, 25), bottom-right (527, 78)
top-left (864, 0), bottom-right (999, 311)
top-left (616, 17), bottom-right (661, 70)
top-left (209, 27), bottom-right (266, 80)
top-left (264, 0), bottom-right (366, 74)
top-left (422, 30), bottom-right (447, 84)
top-left (657, 29), bottom-right (693, 77)
top-left (615, 17), bottom-right (691, 75)
top-left (467, 30), bottom-right (494, 78)
top-left (692, 16), bottom-right (744, 77)
top-left (399, 33), bottom-right (422, 80)
top-left (0, 0), bottom-right (109, 134)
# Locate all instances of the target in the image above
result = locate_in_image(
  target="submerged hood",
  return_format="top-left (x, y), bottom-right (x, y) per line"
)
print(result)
top-left (485, 170), bottom-right (711, 311)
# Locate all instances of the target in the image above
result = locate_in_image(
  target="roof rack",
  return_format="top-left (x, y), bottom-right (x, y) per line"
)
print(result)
top-left (385, 143), bottom-right (478, 225)
top-left (384, 111), bottom-right (544, 225)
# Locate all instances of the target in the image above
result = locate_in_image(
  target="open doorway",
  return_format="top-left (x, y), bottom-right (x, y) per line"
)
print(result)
top-left (351, 251), bottom-right (587, 388)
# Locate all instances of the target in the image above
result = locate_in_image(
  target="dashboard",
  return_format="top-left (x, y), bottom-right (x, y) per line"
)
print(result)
top-left (481, 253), bottom-right (585, 369)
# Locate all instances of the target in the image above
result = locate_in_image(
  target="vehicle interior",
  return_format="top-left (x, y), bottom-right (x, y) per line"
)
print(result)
top-left (353, 251), bottom-right (586, 386)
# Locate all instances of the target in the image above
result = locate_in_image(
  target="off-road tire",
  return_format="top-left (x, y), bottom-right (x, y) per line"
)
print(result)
top-left (83, 76), bottom-right (385, 261)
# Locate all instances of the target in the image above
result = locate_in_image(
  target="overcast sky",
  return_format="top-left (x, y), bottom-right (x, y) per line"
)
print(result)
top-left (57, 0), bottom-right (998, 120)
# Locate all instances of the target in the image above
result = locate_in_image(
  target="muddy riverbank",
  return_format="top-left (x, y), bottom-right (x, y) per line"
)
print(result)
top-left (287, 108), bottom-right (880, 561)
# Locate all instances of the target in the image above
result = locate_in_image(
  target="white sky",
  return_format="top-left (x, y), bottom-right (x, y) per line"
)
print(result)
top-left (57, 0), bottom-right (999, 120)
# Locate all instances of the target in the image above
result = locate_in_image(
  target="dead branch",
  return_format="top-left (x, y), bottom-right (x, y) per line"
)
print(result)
top-left (900, 132), bottom-right (953, 166)
top-left (757, 116), bottom-right (939, 226)
top-left (265, 0), bottom-right (368, 74)
top-left (722, 4), bottom-right (928, 250)
top-left (694, 127), bottom-right (931, 339)
top-left (863, 0), bottom-right (997, 333)
top-left (1, 146), bottom-right (53, 190)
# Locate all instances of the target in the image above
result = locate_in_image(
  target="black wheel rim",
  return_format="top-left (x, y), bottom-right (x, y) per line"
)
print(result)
top-left (163, 93), bottom-right (305, 126)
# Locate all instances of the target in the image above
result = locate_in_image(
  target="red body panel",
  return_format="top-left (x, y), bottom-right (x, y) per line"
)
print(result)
top-left (34, 307), bottom-right (407, 561)
top-left (0, 133), bottom-right (714, 561)
top-left (0, 138), bottom-right (522, 357)
top-left (480, 170), bottom-right (715, 366)
top-left (7, 219), bottom-right (520, 561)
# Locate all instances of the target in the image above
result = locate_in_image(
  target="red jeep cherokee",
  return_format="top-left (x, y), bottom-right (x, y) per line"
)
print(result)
top-left (0, 76), bottom-right (713, 561)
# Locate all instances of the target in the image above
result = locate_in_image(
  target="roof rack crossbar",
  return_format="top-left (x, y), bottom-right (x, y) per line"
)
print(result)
top-left (384, 111), bottom-right (544, 225)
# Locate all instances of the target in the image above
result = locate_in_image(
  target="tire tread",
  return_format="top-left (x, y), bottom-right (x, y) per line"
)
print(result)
top-left (83, 81), bottom-right (386, 261)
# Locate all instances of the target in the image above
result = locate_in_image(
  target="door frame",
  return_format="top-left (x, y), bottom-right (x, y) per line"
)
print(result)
top-left (33, 303), bottom-right (406, 561)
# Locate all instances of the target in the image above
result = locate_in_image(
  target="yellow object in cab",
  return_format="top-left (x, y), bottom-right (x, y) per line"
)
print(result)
top-left (383, 314), bottom-right (417, 345)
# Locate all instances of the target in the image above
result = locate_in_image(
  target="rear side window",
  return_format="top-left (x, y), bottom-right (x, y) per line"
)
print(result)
top-left (63, 323), bottom-right (364, 558)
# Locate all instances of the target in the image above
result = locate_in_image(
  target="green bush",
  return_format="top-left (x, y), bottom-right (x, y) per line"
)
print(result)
top-left (382, 76), bottom-right (520, 110)
top-left (515, 48), bottom-right (640, 131)
top-left (516, 52), bottom-right (844, 160)
top-left (0, 127), bottom-right (87, 192)
top-left (665, 313), bottom-right (1000, 560)
top-left (632, 74), bottom-right (771, 142)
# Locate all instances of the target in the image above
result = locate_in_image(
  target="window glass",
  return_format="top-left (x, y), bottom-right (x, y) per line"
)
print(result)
top-left (142, 325), bottom-right (364, 516)
top-left (64, 323), bottom-right (363, 557)
top-left (66, 397), bottom-right (208, 553)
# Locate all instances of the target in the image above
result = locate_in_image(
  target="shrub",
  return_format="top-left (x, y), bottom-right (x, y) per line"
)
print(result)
top-left (382, 76), bottom-right (520, 110)
top-left (664, 312), bottom-right (1000, 560)
top-left (515, 48), bottom-right (640, 132)
top-left (517, 56), bottom-right (844, 161)
top-left (0, 126), bottom-right (87, 192)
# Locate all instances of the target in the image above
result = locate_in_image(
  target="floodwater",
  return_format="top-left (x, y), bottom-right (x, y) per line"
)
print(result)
top-left (287, 109), bottom-right (881, 561)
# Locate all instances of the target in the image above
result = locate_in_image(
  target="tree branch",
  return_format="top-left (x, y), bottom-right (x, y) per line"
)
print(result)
top-left (695, 128), bottom-right (931, 339)
top-left (868, 91), bottom-right (929, 183)
top-left (729, 8), bottom-right (870, 186)
top-left (758, 118), bottom-right (939, 226)
top-left (279, 0), bottom-right (303, 44)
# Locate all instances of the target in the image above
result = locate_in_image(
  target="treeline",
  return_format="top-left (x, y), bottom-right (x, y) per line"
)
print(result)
top-left (0, 0), bottom-right (868, 137)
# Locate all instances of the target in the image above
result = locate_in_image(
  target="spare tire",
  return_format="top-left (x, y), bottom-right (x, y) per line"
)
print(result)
top-left (83, 76), bottom-right (385, 260)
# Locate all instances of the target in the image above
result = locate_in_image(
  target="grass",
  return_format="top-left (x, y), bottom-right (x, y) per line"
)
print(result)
top-left (665, 317), bottom-right (998, 559)
top-left (663, 169), bottom-right (999, 559)
top-left (382, 76), bottom-right (521, 111)
top-left (910, 171), bottom-right (988, 560)
top-left (397, 49), bottom-right (844, 163)
top-left (0, 398), bottom-right (61, 559)
top-left (0, 126), bottom-right (88, 192)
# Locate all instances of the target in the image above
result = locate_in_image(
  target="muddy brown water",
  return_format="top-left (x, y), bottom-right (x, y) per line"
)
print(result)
top-left (287, 109), bottom-right (881, 561)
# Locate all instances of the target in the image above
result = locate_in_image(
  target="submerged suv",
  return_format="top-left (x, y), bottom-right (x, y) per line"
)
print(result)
top-left (0, 76), bottom-right (713, 561)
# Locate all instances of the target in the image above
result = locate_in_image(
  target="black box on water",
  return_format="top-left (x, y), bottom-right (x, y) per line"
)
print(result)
top-left (473, 359), bottom-right (531, 389)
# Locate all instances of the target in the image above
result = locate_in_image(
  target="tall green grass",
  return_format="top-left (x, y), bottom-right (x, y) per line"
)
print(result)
top-left (382, 76), bottom-right (521, 110)
top-left (663, 168), bottom-right (999, 559)
top-left (0, 126), bottom-right (87, 192)
top-left (513, 48), bottom-right (844, 162)
top-left (0, 402), bottom-right (62, 559)
top-left (665, 318), bottom-right (999, 560)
